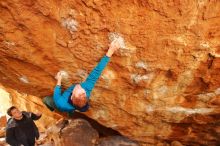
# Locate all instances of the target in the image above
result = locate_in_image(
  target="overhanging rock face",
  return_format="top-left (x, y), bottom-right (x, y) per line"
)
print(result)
top-left (0, 0), bottom-right (220, 145)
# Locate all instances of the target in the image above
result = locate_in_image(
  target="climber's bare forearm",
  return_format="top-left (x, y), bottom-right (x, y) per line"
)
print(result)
top-left (57, 79), bottom-right (62, 86)
top-left (106, 40), bottom-right (120, 57)
top-left (56, 72), bottom-right (62, 86)
top-left (106, 49), bottom-right (115, 57)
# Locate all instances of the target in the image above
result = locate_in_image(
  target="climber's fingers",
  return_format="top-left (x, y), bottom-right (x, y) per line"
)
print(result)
top-left (113, 39), bottom-right (120, 49)
top-left (55, 71), bottom-right (62, 80)
top-left (110, 39), bottom-right (120, 51)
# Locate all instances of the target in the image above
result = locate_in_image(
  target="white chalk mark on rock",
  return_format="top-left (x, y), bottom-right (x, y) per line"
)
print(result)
top-left (101, 70), bottom-right (116, 80)
top-left (176, 36), bottom-right (187, 46)
top-left (61, 18), bottom-right (78, 33)
top-left (108, 32), bottom-right (126, 49)
top-left (74, 69), bottom-right (88, 81)
top-left (19, 76), bottom-right (29, 84)
top-left (166, 106), bottom-right (213, 114)
top-left (215, 88), bottom-right (220, 95)
top-left (210, 51), bottom-right (220, 58)
top-left (3, 40), bottom-right (15, 47)
top-left (146, 105), bottom-right (155, 112)
top-left (197, 88), bottom-right (220, 102)
top-left (200, 41), bottom-right (210, 49)
top-left (94, 110), bottom-right (108, 120)
top-left (131, 74), bottom-right (149, 84)
top-left (146, 105), bottom-right (213, 115)
top-left (56, 70), bottom-right (69, 81)
top-left (135, 61), bottom-right (148, 70)
top-left (60, 70), bottom-right (69, 79)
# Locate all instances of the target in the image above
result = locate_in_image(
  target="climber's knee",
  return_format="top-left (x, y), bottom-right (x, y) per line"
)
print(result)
top-left (42, 96), bottom-right (56, 111)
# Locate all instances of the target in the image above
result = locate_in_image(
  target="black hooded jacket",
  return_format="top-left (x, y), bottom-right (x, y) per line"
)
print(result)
top-left (6, 111), bottom-right (41, 146)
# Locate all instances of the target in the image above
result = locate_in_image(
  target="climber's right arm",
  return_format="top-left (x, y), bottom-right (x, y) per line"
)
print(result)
top-left (56, 72), bottom-right (62, 86)
top-left (53, 85), bottom-right (61, 100)
top-left (53, 72), bottom-right (63, 100)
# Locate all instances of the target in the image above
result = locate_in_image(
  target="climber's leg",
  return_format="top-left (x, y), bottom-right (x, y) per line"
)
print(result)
top-left (42, 96), bottom-right (57, 111)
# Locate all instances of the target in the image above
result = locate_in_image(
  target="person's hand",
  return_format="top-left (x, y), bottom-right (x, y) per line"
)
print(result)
top-left (106, 40), bottom-right (120, 57)
top-left (35, 138), bottom-right (45, 145)
top-left (35, 139), bottom-right (41, 145)
top-left (55, 71), bottom-right (62, 81)
top-left (35, 112), bottom-right (42, 117)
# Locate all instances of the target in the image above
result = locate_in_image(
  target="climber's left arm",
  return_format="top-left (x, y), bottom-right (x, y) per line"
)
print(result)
top-left (81, 40), bottom-right (120, 97)
top-left (53, 72), bottom-right (63, 101)
top-left (56, 72), bottom-right (62, 86)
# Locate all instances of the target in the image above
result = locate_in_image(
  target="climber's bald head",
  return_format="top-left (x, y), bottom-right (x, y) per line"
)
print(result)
top-left (71, 84), bottom-right (87, 108)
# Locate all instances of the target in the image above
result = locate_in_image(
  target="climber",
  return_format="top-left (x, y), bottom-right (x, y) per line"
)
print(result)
top-left (43, 40), bottom-right (120, 113)
top-left (5, 106), bottom-right (42, 146)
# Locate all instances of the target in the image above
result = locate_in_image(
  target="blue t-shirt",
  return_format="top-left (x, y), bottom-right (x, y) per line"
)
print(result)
top-left (53, 55), bottom-right (110, 112)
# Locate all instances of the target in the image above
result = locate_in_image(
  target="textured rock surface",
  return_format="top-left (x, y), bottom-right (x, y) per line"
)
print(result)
top-left (97, 136), bottom-right (139, 146)
top-left (0, 116), bottom-right (6, 138)
top-left (0, 87), bottom-right (11, 116)
top-left (46, 119), bottom-right (99, 146)
top-left (0, 0), bottom-right (220, 145)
